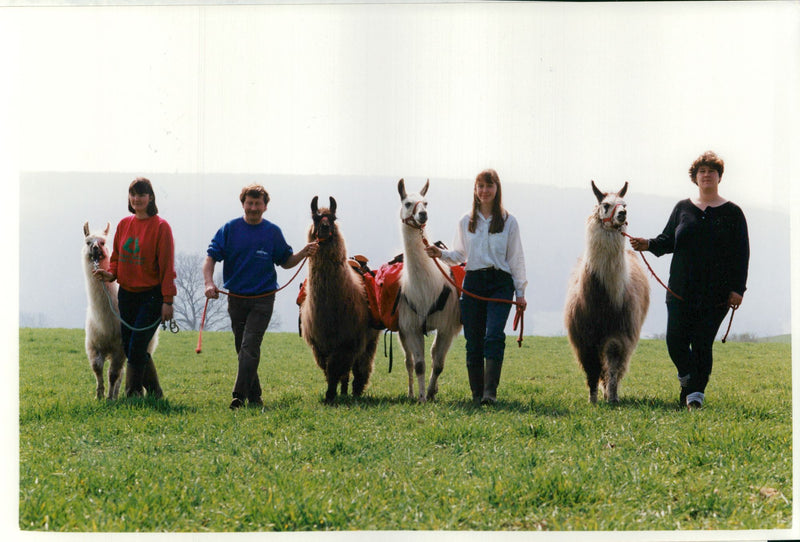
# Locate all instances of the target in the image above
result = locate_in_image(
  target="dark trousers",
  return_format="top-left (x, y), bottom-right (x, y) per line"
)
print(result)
top-left (460, 268), bottom-right (514, 368)
top-left (666, 299), bottom-right (730, 394)
top-left (118, 287), bottom-right (162, 366)
top-left (228, 295), bottom-right (275, 402)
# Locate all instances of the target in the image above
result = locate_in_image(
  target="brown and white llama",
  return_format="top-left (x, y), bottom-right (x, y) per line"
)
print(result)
top-left (299, 196), bottom-right (381, 403)
top-left (564, 181), bottom-right (650, 404)
top-left (397, 179), bottom-right (462, 402)
top-left (82, 222), bottom-right (159, 400)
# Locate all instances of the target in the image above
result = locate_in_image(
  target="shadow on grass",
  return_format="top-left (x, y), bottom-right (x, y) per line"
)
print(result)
top-left (604, 395), bottom-right (681, 412)
top-left (111, 396), bottom-right (197, 415)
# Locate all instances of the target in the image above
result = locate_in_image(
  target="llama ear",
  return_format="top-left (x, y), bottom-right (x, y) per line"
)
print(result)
top-left (83, 222), bottom-right (90, 236)
top-left (420, 179), bottom-right (429, 197)
top-left (329, 197), bottom-right (337, 215)
top-left (311, 196), bottom-right (319, 215)
top-left (618, 182), bottom-right (629, 198)
top-left (397, 178), bottom-right (407, 200)
top-left (591, 180), bottom-right (605, 203)
top-left (104, 222), bottom-right (110, 236)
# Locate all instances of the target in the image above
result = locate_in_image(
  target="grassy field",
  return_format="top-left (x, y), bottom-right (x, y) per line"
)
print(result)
top-left (18, 328), bottom-right (792, 533)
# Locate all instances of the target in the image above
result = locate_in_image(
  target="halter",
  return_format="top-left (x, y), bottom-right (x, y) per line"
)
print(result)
top-left (601, 202), bottom-right (625, 226)
top-left (402, 200), bottom-right (427, 229)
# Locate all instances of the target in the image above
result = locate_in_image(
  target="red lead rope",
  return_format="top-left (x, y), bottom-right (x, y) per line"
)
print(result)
top-left (195, 257), bottom-right (308, 353)
top-left (621, 230), bottom-right (736, 342)
top-left (421, 236), bottom-right (525, 347)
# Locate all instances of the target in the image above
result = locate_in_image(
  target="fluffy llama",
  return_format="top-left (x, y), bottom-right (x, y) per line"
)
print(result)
top-left (82, 222), bottom-right (158, 400)
top-left (396, 179), bottom-right (462, 402)
top-left (299, 196), bottom-right (380, 403)
top-left (564, 182), bottom-right (650, 404)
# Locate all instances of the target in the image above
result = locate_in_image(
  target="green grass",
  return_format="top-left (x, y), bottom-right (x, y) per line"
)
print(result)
top-left (19, 328), bottom-right (792, 532)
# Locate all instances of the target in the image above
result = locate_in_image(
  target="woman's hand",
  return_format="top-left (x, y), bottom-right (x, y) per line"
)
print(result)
top-left (727, 292), bottom-right (743, 310)
top-left (161, 303), bottom-right (174, 323)
top-left (515, 296), bottom-right (527, 311)
top-left (629, 237), bottom-right (649, 251)
top-left (92, 268), bottom-right (115, 282)
top-left (424, 245), bottom-right (442, 259)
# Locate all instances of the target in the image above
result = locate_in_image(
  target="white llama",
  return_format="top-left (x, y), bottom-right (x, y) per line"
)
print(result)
top-left (396, 179), bottom-right (462, 402)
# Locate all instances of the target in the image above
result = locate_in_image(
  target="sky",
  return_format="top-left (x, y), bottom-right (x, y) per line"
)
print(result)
top-left (3, 2), bottom-right (800, 539)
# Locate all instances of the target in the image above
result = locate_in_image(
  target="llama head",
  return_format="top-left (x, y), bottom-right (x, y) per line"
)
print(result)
top-left (398, 178), bottom-right (430, 228)
top-left (83, 221), bottom-right (111, 266)
top-left (310, 196), bottom-right (338, 242)
top-left (591, 180), bottom-right (629, 231)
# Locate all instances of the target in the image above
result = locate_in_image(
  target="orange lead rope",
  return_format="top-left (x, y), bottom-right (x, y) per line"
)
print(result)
top-left (721, 306), bottom-right (736, 343)
top-left (620, 231), bottom-right (684, 302)
top-left (195, 257), bottom-right (308, 354)
top-left (421, 236), bottom-right (526, 347)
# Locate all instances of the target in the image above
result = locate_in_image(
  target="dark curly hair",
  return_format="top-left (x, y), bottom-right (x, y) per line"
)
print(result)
top-left (689, 151), bottom-right (725, 184)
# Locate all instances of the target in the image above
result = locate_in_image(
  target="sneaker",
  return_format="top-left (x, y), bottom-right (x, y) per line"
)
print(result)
top-left (229, 397), bottom-right (245, 410)
top-left (687, 400), bottom-right (702, 410)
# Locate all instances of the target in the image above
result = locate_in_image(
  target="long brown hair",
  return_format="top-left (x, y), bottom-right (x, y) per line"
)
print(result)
top-left (468, 169), bottom-right (506, 234)
top-left (127, 177), bottom-right (158, 216)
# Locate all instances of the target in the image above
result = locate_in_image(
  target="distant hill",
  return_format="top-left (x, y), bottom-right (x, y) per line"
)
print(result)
top-left (19, 173), bottom-right (791, 339)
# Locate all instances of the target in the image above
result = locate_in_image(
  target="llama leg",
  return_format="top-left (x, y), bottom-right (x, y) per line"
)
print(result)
top-left (579, 347), bottom-right (602, 404)
top-left (398, 331), bottom-right (415, 399)
top-left (351, 340), bottom-right (377, 398)
top-left (426, 328), bottom-right (456, 401)
top-left (88, 347), bottom-right (105, 400)
top-left (603, 340), bottom-right (625, 403)
top-left (405, 333), bottom-right (427, 402)
top-left (107, 350), bottom-right (125, 400)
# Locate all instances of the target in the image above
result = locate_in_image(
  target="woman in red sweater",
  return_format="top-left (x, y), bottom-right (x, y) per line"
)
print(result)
top-left (94, 178), bottom-right (177, 398)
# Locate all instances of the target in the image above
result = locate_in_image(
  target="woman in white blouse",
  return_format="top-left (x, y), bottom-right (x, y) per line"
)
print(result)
top-left (425, 169), bottom-right (527, 405)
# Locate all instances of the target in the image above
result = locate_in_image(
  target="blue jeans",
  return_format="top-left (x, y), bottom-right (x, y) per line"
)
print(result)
top-left (460, 268), bottom-right (514, 368)
top-left (117, 287), bottom-right (162, 367)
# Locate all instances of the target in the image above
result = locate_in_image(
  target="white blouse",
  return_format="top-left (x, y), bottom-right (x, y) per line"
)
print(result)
top-left (439, 211), bottom-right (528, 298)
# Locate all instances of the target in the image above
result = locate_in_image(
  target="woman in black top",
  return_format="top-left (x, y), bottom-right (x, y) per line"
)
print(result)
top-left (629, 151), bottom-right (749, 410)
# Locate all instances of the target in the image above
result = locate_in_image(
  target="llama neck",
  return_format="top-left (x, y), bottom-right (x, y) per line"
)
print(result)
top-left (402, 225), bottom-right (439, 277)
top-left (307, 235), bottom-right (349, 295)
top-left (585, 222), bottom-right (628, 307)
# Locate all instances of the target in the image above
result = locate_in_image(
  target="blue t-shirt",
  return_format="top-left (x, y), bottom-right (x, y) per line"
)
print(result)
top-left (207, 217), bottom-right (293, 295)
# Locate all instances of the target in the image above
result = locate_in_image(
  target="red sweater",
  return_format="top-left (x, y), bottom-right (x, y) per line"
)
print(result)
top-left (109, 215), bottom-right (177, 303)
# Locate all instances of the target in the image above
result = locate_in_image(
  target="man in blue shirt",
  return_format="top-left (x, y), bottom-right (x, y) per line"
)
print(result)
top-left (204, 184), bottom-right (318, 409)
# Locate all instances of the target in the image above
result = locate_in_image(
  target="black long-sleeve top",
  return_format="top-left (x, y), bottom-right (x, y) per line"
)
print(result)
top-left (647, 199), bottom-right (749, 306)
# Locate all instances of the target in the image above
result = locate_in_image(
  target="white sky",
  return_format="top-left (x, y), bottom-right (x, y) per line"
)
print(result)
top-left (2, 2), bottom-right (799, 208)
top-left (2, 2), bottom-right (800, 539)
